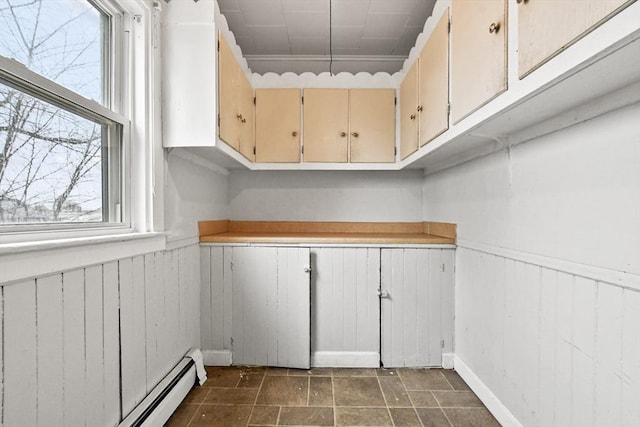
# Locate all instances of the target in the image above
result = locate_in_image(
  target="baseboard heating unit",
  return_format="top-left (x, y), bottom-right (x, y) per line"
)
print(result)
top-left (119, 348), bottom-right (207, 427)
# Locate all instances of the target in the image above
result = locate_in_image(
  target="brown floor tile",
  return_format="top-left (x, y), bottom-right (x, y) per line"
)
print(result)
top-left (377, 368), bottom-right (398, 376)
top-left (398, 368), bottom-right (453, 391)
top-left (415, 408), bottom-right (452, 427)
top-left (248, 405), bottom-right (280, 425)
top-left (189, 404), bottom-right (252, 426)
top-left (204, 387), bottom-right (258, 404)
top-left (333, 368), bottom-right (377, 377)
top-left (442, 370), bottom-right (472, 391)
top-left (237, 366), bottom-right (266, 388)
top-left (333, 377), bottom-right (386, 407)
top-left (278, 407), bottom-right (334, 426)
top-left (433, 391), bottom-right (483, 407)
top-left (389, 408), bottom-right (422, 426)
top-left (204, 366), bottom-right (241, 387)
top-left (379, 376), bottom-right (412, 407)
top-left (182, 386), bottom-right (209, 404)
top-left (443, 408), bottom-right (501, 427)
top-left (256, 376), bottom-right (308, 406)
top-left (335, 407), bottom-right (392, 426)
top-left (165, 403), bottom-right (199, 427)
top-left (265, 367), bottom-right (289, 376)
top-left (408, 391), bottom-right (439, 407)
top-left (309, 376), bottom-right (333, 406)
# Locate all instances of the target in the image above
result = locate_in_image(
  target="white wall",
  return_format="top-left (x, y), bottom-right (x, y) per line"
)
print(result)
top-left (229, 170), bottom-right (424, 222)
top-left (164, 150), bottom-right (229, 240)
top-left (423, 104), bottom-right (640, 427)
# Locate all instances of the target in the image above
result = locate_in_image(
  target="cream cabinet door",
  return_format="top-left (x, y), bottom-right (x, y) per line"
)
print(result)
top-left (400, 59), bottom-right (419, 160)
top-left (238, 72), bottom-right (255, 161)
top-left (255, 89), bottom-right (301, 163)
top-left (451, 0), bottom-right (507, 124)
top-left (419, 10), bottom-right (449, 147)
top-left (218, 33), bottom-right (241, 150)
top-left (518, 0), bottom-right (633, 78)
top-left (303, 89), bottom-right (349, 163)
top-left (350, 89), bottom-right (396, 163)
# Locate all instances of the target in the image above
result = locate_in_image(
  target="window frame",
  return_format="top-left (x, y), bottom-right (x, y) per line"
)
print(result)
top-left (0, 0), bottom-right (151, 243)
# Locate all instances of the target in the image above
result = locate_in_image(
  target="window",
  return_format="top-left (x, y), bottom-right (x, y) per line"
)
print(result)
top-left (0, 0), bottom-right (127, 230)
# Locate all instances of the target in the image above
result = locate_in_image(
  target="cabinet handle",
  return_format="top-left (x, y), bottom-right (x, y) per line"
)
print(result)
top-left (351, 132), bottom-right (359, 138)
top-left (516, 0), bottom-right (527, 3)
top-left (340, 132), bottom-right (347, 137)
top-left (410, 113), bottom-right (416, 120)
top-left (292, 131), bottom-right (298, 137)
top-left (489, 22), bottom-right (500, 34)
top-left (417, 105), bottom-right (423, 112)
top-left (377, 289), bottom-right (390, 299)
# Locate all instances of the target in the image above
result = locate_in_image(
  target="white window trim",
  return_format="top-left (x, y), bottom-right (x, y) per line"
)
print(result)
top-left (0, 0), bottom-right (162, 249)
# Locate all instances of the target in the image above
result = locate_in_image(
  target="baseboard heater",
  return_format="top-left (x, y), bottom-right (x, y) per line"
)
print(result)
top-left (119, 348), bottom-right (207, 427)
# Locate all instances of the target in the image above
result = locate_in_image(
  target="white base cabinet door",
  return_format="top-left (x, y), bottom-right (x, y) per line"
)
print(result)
top-left (380, 248), bottom-right (455, 368)
top-left (229, 246), bottom-right (312, 369)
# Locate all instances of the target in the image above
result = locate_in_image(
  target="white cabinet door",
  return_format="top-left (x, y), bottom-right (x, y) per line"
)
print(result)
top-left (311, 248), bottom-right (381, 367)
top-left (380, 248), bottom-right (454, 368)
top-left (229, 246), bottom-right (312, 369)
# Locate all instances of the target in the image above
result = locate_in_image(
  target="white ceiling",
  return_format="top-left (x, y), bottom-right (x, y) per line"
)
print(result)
top-left (217, 0), bottom-right (437, 75)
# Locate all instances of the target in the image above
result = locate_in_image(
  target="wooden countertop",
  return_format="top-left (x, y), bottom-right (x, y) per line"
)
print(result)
top-left (198, 221), bottom-right (456, 245)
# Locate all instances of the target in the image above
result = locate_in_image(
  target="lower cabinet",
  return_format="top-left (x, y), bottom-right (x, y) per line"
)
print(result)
top-left (201, 245), bottom-right (454, 368)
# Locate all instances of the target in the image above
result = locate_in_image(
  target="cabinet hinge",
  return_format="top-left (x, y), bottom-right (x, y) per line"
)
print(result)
top-left (301, 95), bottom-right (304, 105)
top-left (230, 337), bottom-right (234, 347)
top-left (394, 146), bottom-right (397, 156)
top-left (440, 339), bottom-right (445, 348)
top-left (447, 103), bottom-right (451, 115)
top-left (394, 96), bottom-right (397, 106)
top-left (301, 145), bottom-right (304, 155)
top-left (448, 19), bottom-right (451, 33)
top-left (254, 96), bottom-right (256, 105)
top-left (217, 40), bottom-right (220, 51)
top-left (217, 113), bottom-right (220, 127)
top-left (230, 261), bottom-right (234, 271)
top-left (253, 146), bottom-right (256, 155)
top-left (441, 263), bottom-right (445, 272)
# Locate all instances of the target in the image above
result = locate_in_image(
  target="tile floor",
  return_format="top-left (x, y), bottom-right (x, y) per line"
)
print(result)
top-left (166, 366), bottom-right (501, 427)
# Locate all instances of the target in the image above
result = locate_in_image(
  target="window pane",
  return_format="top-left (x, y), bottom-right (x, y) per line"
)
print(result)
top-left (0, 0), bottom-right (106, 104)
top-left (0, 81), bottom-right (118, 225)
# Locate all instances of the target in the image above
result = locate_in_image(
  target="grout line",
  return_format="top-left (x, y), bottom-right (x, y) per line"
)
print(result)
top-left (376, 375), bottom-right (396, 426)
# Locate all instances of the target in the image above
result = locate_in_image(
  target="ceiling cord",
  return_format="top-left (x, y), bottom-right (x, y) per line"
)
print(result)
top-left (329, 0), bottom-right (333, 75)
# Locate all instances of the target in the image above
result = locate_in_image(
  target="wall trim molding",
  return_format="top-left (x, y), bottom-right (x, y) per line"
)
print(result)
top-left (454, 355), bottom-right (523, 427)
top-left (202, 350), bottom-right (232, 366)
top-left (311, 351), bottom-right (380, 368)
top-left (457, 239), bottom-right (640, 291)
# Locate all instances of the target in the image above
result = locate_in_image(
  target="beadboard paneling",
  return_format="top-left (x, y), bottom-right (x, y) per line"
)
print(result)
top-left (0, 244), bottom-right (201, 427)
top-left (456, 245), bottom-right (640, 427)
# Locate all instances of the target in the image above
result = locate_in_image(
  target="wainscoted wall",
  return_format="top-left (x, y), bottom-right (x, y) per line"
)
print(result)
top-left (422, 104), bottom-right (640, 426)
top-left (0, 243), bottom-right (200, 427)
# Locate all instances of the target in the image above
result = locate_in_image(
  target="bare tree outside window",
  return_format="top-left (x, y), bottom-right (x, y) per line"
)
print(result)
top-left (0, 0), bottom-right (115, 225)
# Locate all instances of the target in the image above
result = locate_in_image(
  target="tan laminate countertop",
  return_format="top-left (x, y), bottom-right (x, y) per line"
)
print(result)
top-left (200, 231), bottom-right (455, 245)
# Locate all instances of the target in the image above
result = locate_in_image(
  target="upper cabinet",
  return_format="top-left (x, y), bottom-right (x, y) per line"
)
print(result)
top-left (518, 0), bottom-right (633, 77)
top-left (400, 60), bottom-right (420, 160)
top-left (450, 0), bottom-right (507, 124)
top-left (218, 33), bottom-right (254, 161)
top-left (349, 89), bottom-right (396, 163)
top-left (418, 10), bottom-right (450, 147)
top-left (303, 89), bottom-right (350, 163)
top-left (304, 89), bottom-right (396, 163)
top-left (255, 89), bottom-right (301, 163)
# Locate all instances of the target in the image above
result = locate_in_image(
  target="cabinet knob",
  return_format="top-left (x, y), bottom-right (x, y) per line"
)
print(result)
top-left (489, 22), bottom-right (500, 34)
top-left (417, 105), bottom-right (423, 112)
top-left (236, 113), bottom-right (243, 120)
top-left (340, 132), bottom-right (347, 137)
top-left (241, 118), bottom-right (246, 123)
top-left (377, 289), bottom-right (390, 299)
top-left (351, 132), bottom-right (359, 138)
top-left (292, 131), bottom-right (298, 137)
top-left (410, 113), bottom-right (416, 120)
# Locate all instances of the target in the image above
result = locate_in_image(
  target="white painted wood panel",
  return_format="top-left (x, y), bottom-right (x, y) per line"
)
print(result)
top-left (3, 280), bottom-right (37, 427)
top-left (381, 248), bottom-right (455, 368)
top-left (230, 246), bottom-right (311, 368)
top-left (0, 244), bottom-right (202, 426)
top-left (62, 269), bottom-right (86, 427)
top-left (454, 246), bottom-right (640, 427)
top-left (84, 265), bottom-right (106, 425)
top-left (37, 274), bottom-right (64, 427)
top-left (311, 248), bottom-right (380, 356)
